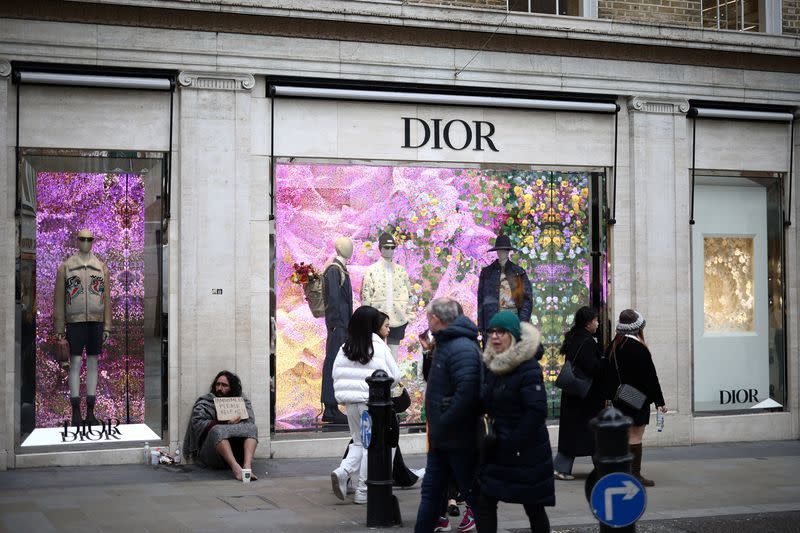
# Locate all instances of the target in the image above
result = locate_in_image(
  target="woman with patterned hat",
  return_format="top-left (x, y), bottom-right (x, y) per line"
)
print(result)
top-left (604, 309), bottom-right (666, 487)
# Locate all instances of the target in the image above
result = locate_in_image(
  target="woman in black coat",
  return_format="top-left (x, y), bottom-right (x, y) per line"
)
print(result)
top-left (477, 311), bottom-right (554, 533)
top-left (554, 306), bottom-right (607, 480)
top-left (604, 309), bottom-right (666, 487)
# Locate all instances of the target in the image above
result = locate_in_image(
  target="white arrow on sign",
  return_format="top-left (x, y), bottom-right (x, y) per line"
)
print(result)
top-left (604, 480), bottom-right (640, 521)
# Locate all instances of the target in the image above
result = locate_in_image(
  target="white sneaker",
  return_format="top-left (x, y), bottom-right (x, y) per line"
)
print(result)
top-left (353, 490), bottom-right (367, 504)
top-left (402, 467), bottom-right (426, 489)
top-left (331, 467), bottom-right (347, 501)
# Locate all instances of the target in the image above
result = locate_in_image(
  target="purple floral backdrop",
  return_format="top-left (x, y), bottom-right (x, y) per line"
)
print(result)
top-left (275, 164), bottom-right (592, 428)
top-left (35, 172), bottom-right (145, 427)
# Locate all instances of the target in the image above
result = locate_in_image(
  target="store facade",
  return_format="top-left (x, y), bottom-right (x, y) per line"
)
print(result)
top-left (0, 3), bottom-right (798, 468)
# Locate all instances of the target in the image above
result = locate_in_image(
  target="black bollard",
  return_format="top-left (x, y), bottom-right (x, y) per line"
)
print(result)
top-left (588, 406), bottom-right (636, 532)
top-left (365, 369), bottom-right (402, 527)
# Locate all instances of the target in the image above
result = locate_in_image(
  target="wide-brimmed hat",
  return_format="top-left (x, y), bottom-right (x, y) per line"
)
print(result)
top-left (488, 234), bottom-right (516, 252)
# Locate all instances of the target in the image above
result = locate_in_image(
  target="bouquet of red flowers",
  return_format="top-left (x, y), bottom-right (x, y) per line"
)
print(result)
top-left (290, 262), bottom-right (319, 286)
top-left (291, 262), bottom-right (326, 318)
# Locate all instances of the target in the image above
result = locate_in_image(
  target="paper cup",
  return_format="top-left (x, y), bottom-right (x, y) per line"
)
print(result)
top-left (241, 468), bottom-right (252, 483)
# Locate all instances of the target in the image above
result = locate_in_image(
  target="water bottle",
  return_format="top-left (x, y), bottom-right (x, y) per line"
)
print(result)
top-left (173, 447), bottom-right (181, 465)
top-left (656, 410), bottom-right (665, 432)
top-left (143, 442), bottom-right (150, 464)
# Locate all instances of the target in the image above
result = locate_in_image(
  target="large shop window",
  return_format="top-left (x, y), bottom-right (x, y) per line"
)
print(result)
top-left (273, 161), bottom-right (607, 430)
top-left (16, 150), bottom-right (168, 448)
top-left (691, 175), bottom-right (786, 413)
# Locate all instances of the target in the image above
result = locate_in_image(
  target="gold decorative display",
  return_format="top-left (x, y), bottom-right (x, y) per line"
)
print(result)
top-left (704, 237), bottom-right (754, 333)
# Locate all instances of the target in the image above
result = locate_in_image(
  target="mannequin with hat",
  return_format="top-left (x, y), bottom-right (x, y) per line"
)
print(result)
top-left (361, 232), bottom-right (413, 358)
top-left (477, 234), bottom-right (532, 338)
top-left (321, 236), bottom-right (354, 424)
top-left (54, 229), bottom-right (112, 426)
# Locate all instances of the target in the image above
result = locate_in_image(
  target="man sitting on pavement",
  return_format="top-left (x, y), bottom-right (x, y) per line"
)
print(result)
top-left (183, 370), bottom-right (259, 480)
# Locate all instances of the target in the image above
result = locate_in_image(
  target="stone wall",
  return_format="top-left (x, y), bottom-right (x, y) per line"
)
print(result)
top-left (599, 0), bottom-right (701, 27)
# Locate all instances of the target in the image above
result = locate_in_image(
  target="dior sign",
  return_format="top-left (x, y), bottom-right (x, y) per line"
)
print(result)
top-left (719, 388), bottom-right (759, 405)
top-left (402, 118), bottom-right (499, 152)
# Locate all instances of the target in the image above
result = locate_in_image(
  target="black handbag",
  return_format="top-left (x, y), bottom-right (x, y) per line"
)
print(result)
top-left (612, 347), bottom-right (647, 411)
top-left (391, 386), bottom-right (411, 414)
top-left (555, 340), bottom-right (593, 399)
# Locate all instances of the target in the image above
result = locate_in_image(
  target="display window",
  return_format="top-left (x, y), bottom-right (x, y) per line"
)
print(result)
top-left (691, 174), bottom-right (787, 413)
top-left (273, 161), bottom-right (607, 430)
top-left (16, 149), bottom-right (168, 448)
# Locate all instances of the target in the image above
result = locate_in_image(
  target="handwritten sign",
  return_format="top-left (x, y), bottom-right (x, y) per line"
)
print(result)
top-left (213, 397), bottom-right (249, 421)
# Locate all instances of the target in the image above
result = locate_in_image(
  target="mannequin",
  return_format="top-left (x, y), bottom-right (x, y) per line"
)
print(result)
top-left (54, 229), bottom-right (112, 426)
top-left (477, 234), bottom-right (532, 337)
top-left (361, 232), bottom-right (413, 358)
top-left (321, 236), bottom-right (354, 424)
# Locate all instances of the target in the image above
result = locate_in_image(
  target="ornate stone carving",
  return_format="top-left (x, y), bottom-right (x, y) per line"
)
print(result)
top-left (0, 60), bottom-right (11, 78)
top-left (628, 96), bottom-right (690, 115)
top-left (178, 71), bottom-right (255, 91)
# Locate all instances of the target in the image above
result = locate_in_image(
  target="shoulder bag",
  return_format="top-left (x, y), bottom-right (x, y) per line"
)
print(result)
top-left (612, 346), bottom-right (647, 411)
top-left (554, 339), bottom-right (593, 399)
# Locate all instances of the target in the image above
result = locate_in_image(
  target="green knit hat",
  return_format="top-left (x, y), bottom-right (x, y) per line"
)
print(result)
top-left (488, 311), bottom-right (521, 341)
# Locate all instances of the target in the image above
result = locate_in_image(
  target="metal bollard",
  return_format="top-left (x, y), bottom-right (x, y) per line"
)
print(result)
top-left (587, 406), bottom-right (638, 532)
top-left (365, 369), bottom-right (402, 527)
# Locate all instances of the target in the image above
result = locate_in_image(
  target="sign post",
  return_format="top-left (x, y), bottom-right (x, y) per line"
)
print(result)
top-left (587, 406), bottom-right (641, 532)
top-left (365, 370), bottom-right (402, 527)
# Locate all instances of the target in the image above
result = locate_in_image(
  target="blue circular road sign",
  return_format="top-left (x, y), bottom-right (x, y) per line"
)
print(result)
top-left (360, 410), bottom-right (372, 448)
top-left (590, 472), bottom-right (647, 527)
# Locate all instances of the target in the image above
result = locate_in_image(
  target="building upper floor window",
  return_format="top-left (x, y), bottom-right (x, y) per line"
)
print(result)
top-left (702, 0), bottom-right (760, 31)
top-left (508, 0), bottom-right (581, 16)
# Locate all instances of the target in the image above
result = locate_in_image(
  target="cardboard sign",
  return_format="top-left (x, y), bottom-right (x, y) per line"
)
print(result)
top-left (213, 397), bottom-right (249, 421)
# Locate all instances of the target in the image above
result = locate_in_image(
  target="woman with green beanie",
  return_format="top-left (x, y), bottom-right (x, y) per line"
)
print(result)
top-left (476, 311), bottom-right (554, 532)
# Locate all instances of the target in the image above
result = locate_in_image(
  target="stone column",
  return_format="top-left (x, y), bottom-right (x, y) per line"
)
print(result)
top-left (0, 58), bottom-right (11, 469)
top-left (625, 96), bottom-right (691, 442)
top-left (175, 71), bottom-right (270, 457)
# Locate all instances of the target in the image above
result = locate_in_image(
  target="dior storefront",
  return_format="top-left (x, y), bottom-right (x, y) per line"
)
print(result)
top-left (0, 12), bottom-right (798, 468)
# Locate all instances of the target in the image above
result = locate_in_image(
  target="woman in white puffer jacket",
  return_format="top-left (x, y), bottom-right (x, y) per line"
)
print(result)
top-left (331, 305), bottom-right (401, 504)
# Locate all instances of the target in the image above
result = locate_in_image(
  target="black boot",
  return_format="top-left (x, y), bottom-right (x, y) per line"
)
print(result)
top-left (321, 404), bottom-right (348, 424)
top-left (85, 395), bottom-right (100, 426)
top-left (630, 443), bottom-right (654, 487)
top-left (70, 397), bottom-right (82, 427)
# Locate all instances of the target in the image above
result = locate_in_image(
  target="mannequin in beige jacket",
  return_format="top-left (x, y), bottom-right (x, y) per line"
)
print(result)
top-left (54, 229), bottom-right (112, 426)
top-left (360, 232), bottom-right (413, 358)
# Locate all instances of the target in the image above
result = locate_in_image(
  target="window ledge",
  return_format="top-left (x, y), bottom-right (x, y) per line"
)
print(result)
top-left (62, 0), bottom-right (799, 56)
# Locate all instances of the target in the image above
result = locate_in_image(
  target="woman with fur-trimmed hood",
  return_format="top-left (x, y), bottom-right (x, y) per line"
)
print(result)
top-left (477, 311), bottom-right (554, 533)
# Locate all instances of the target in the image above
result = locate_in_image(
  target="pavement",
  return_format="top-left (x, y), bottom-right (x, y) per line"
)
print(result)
top-left (0, 440), bottom-right (798, 533)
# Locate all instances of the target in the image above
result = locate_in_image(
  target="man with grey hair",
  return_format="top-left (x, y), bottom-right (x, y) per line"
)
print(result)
top-left (414, 297), bottom-right (482, 532)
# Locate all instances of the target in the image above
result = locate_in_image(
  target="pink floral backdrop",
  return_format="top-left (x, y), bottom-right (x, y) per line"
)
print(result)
top-left (35, 172), bottom-right (145, 427)
top-left (275, 163), bottom-right (592, 428)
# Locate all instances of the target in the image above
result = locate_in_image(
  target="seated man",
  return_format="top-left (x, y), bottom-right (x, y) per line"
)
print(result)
top-left (183, 370), bottom-right (259, 480)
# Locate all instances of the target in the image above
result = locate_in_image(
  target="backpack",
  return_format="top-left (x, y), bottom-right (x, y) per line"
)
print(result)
top-left (304, 262), bottom-right (345, 318)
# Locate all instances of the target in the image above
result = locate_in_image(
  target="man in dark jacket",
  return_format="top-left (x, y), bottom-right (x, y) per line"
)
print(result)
top-left (414, 298), bottom-right (482, 533)
top-left (477, 234), bottom-right (533, 337)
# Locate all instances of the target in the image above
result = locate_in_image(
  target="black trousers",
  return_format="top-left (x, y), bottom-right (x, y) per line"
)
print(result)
top-left (477, 491), bottom-right (550, 533)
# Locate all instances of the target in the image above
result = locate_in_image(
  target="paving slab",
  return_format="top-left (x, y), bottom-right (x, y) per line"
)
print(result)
top-left (0, 440), bottom-right (797, 532)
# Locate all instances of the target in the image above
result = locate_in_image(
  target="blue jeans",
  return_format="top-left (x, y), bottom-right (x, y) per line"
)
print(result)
top-left (414, 447), bottom-right (478, 533)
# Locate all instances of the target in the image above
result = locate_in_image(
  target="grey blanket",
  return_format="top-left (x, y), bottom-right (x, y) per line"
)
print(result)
top-left (183, 393), bottom-right (258, 463)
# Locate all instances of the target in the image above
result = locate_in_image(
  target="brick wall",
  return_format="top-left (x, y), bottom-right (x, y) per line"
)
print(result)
top-left (409, 0), bottom-right (507, 9)
top-left (785, 0), bottom-right (800, 35)
top-left (599, 0), bottom-right (701, 27)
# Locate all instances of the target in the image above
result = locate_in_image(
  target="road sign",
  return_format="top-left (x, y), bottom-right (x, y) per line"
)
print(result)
top-left (360, 410), bottom-right (372, 448)
top-left (590, 472), bottom-right (646, 527)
